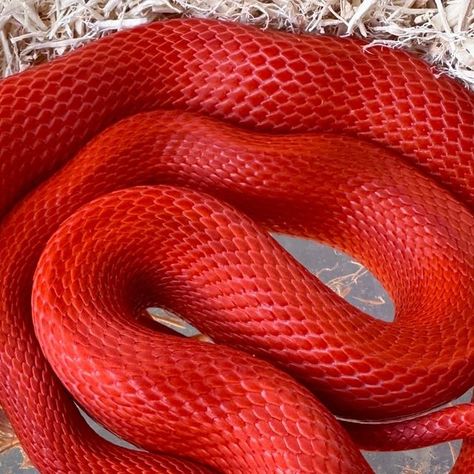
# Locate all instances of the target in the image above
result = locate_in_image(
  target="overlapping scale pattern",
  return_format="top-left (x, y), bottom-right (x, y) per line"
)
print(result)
top-left (0, 18), bottom-right (473, 473)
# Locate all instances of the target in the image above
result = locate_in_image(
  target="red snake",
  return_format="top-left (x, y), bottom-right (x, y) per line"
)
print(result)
top-left (0, 18), bottom-right (473, 473)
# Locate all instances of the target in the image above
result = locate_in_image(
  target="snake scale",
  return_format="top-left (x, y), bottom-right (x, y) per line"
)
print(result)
top-left (0, 18), bottom-right (473, 473)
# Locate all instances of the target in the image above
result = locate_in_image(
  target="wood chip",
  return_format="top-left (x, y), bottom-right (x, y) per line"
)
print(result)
top-left (1, 1), bottom-right (473, 88)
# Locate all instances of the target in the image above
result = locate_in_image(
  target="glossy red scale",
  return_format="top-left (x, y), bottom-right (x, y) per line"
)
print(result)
top-left (0, 18), bottom-right (473, 473)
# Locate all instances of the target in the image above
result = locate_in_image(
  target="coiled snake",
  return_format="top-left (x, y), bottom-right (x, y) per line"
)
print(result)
top-left (0, 18), bottom-right (473, 473)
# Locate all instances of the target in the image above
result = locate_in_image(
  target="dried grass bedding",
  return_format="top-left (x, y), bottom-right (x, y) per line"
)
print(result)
top-left (0, 1), bottom-right (473, 88)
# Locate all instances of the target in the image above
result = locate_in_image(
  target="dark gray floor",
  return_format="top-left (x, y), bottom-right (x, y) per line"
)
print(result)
top-left (1, 236), bottom-right (468, 473)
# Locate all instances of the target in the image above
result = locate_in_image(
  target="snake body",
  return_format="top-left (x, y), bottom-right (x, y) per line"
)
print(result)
top-left (0, 18), bottom-right (473, 473)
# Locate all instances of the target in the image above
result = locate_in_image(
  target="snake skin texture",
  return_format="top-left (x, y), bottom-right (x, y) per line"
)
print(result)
top-left (0, 18), bottom-right (473, 473)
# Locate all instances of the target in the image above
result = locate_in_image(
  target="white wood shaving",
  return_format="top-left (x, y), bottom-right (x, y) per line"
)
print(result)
top-left (0, 1), bottom-right (473, 88)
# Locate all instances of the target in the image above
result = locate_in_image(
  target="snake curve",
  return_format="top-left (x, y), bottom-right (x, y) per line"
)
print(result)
top-left (0, 18), bottom-right (473, 473)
